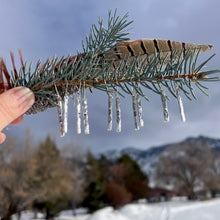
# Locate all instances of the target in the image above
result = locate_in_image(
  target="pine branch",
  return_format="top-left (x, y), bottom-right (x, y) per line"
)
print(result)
top-left (0, 9), bottom-right (220, 135)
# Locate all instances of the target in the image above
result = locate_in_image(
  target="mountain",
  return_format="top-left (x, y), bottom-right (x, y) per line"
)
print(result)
top-left (100, 135), bottom-right (220, 184)
top-left (184, 136), bottom-right (220, 150)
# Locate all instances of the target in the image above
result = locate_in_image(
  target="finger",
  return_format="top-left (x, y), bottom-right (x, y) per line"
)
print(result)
top-left (4, 83), bottom-right (10, 90)
top-left (0, 87), bottom-right (35, 131)
top-left (10, 115), bottom-right (24, 126)
top-left (0, 132), bottom-right (6, 144)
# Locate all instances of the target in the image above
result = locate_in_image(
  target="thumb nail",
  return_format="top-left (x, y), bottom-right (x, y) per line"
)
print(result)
top-left (11, 87), bottom-right (35, 110)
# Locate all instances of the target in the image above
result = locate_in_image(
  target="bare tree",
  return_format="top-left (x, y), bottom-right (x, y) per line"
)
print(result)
top-left (0, 132), bottom-right (84, 220)
top-left (154, 140), bottom-right (213, 199)
top-left (30, 135), bottom-right (74, 220)
top-left (202, 150), bottom-right (220, 197)
top-left (62, 143), bottom-right (86, 215)
top-left (0, 134), bottom-right (37, 220)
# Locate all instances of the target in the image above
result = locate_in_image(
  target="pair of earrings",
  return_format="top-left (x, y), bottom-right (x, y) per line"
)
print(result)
top-left (56, 82), bottom-right (185, 137)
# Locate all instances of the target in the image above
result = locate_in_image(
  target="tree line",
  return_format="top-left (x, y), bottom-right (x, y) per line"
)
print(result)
top-left (1, 132), bottom-right (220, 220)
top-left (0, 131), bottom-right (76, 220)
top-left (0, 130), bottom-right (149, 220)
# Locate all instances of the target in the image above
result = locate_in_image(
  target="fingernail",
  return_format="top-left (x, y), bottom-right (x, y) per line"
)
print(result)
top-left (11, 87), bottom-right (35, 110)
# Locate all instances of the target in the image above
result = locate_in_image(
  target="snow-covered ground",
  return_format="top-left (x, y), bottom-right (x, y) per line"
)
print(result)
top-left (12, 198), bottom-right (220, 220)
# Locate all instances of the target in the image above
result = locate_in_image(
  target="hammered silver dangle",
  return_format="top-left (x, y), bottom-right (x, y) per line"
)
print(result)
top-left (82, 86), bottom-right (90, 134)
top-left (107, 92), bottom-right (113, 131)
top-left (158, 83), bottom-right (169, 122)
top-left (115, 89), bottom-right (121, 132)
top-left (76, 89), bottom-right (82, 134)
top-left (174, 81), bottom-right (186, 122)
top-left (132, 88), bottom-right (140, 130)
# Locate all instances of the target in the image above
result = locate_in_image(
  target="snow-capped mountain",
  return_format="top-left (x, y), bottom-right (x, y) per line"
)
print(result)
top-left (101, 143), bottom-right (168, 178)
top-left (101, 135), bottom-right (220, 182)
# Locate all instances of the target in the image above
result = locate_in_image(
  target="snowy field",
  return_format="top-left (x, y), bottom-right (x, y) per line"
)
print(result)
top-left (12, 198), bottom-right (220, 220)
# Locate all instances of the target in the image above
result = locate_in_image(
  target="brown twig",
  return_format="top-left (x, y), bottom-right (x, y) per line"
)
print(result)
top-left (31, 72), bottom-right (206, 92)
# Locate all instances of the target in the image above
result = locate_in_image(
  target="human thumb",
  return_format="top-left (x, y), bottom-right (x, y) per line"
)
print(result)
top-left (0, 87), bottom-right (35, 132)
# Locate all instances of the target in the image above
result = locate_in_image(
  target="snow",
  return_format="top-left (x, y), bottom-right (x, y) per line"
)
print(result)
top-left (11, 211), bottom-right (44, 220)
top-left (86, 207), bottom-right (128, 220)
top-left (12, 198), bottom-right (220, 220)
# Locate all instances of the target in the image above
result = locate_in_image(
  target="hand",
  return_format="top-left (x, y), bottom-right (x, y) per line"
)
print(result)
top-left (0, 87), bottom-right (35, 144)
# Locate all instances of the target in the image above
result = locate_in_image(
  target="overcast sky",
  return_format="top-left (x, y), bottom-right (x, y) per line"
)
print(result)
top-left (0, 0), bottom-right (220, 152)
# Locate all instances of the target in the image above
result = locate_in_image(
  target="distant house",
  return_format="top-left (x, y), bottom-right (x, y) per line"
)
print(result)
top-left (147, 187), bottom-right (176, 202)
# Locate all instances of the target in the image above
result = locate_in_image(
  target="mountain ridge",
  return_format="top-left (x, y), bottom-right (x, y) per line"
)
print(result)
top-left (100, 135), bottom-right (220, 183)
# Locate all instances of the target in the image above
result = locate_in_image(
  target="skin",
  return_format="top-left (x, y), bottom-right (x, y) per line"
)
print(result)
top-left (0, 86), bottom-right (35, 144)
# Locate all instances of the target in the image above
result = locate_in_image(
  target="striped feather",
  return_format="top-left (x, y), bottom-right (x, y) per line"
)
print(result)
top-left (104, 39), bottom-right (213, 64)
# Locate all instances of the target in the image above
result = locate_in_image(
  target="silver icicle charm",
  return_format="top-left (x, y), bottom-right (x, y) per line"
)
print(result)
top-left (174, 81), bottom-right (186, 122)
top-left (158, 83), bottom-right (169, 122)
top-left (63, 94), bottom-right (69, 134)
top-left (72, 92), bottom-right (76, 106)
top-left (82, 86), bottom-right (90, 134)
top-left (136, 91), bottom-right (144, 127)
top-left (115, 89), bottom-right (121, 132)
top-left (54, 84), bottom-right (65, 137)
top-left (107, 92), bottom-right (113, 131)
top-left (57, 100), bottom-right (65, 137)
top-left (132, 88), bottom-right (139, 130)
top-left (76, 89), bottom-right (81, 134)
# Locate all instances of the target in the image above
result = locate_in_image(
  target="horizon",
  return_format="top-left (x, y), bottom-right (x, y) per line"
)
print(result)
top-left (7, 127), bottom-right (219, 154)
top-left (97, 134), bottom-right (220, 154)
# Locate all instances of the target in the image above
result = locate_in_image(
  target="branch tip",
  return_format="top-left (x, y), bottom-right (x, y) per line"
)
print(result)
top-left (10, 51), bottom-right (18, 79)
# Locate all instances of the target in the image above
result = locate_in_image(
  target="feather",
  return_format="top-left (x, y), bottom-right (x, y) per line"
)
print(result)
top-left (104, 39), bottom-right (213, 67)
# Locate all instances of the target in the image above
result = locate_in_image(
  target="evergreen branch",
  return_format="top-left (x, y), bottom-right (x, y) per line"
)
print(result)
top-left (0, 9), bottom-right (219, 117)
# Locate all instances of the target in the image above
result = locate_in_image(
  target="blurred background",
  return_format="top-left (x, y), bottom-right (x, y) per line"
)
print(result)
top-left (0, 0), bottom-right (220, 219)
top-left (1, 0), bottom-right (220, 152)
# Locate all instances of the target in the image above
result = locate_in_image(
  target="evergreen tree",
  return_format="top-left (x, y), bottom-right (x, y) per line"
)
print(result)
top-left (82, 151), bottom-right (107, 212)
top-left (117, 154), bottom-right (148, 183)
top-left (114, 154), bottom-right (149, 200)
top-left (82, 152), bottom-right (150, 211)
